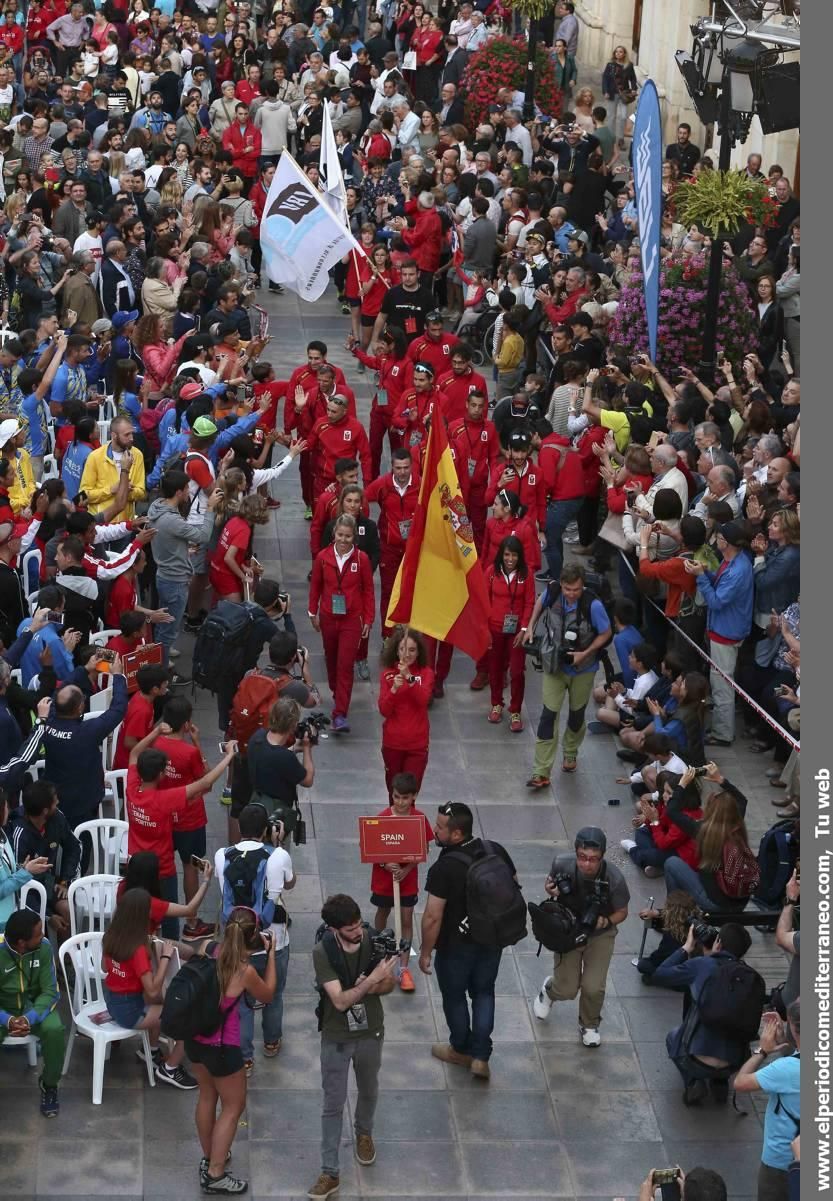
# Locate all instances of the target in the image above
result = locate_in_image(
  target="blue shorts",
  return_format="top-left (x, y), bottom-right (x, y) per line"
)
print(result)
top-left (103, 987), bottom-right (147, 1030)
top-left (173, 826), bottom-right (207, 864)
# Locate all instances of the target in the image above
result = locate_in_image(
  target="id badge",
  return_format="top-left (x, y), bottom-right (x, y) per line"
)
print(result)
top-left (331, 592), bottom-right (347, 616)
top-left (376, 388), bottom-right (388, 407)
top-left (502, 614), bottom-right (519, 635)
top-left (346, 1003), bottom-right (368, 1033)
top-left (398, 519), bottom-right (412, 540)
top-left (467, 457), bottom-right (477, 478)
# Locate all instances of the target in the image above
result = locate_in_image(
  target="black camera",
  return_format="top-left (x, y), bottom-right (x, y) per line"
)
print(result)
top-left (295, 711), bottom-right (331, 745)
top-left (367, 927), bottom-right (411, 973)
top-left (579, 877), bottom-right (610, 931)
top-left (692, 921), bottom-right (718, 948)
top-left (551, 872), bottom-right (574, 896)
top-left (522, 634), bottom-right (544, 670)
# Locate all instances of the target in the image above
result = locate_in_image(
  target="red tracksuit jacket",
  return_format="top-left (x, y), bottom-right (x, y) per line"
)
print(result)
top-left (309, 485), bottom-right (370, 557)
top-left (486, 459), bottom-right (547, 526)
top-left (392, 386), bottom-right (438, 445)
top-left (305, 415), bottom-right (372, 485)
top-left (481, 513), bottom-right (541, 572)
top-left (404, 332), bottom-right (460, 384)
top-left (537, 433), bottom-right (586, 502)
top-left (378, 665), bottom-right (435, 750)
top-left (449, 416), bottom-right (500, 496)
top-left (485, 565), bottom-right (536, 634)
top-left (309, 545), bottom-right (375, 626)
top-left (365, 472), bottom-right (420, 553)
top-left (437, 367), bottom-right (490, 424)
top-left (221, 121), bottom-right (262, 178)
top-left (351, 348), bottom-right (408, 416)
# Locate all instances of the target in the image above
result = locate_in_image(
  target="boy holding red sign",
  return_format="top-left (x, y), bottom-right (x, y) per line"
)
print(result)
top-left (369, 773), bottom-right (434, 993)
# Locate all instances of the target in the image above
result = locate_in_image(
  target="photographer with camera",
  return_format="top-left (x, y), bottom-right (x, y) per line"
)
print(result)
top-left (523, 564), bottom-right (612, 787)
top-left (532, 827), bottom-right (629, 1046)
top-left (214, 803), bottom-right (296, 1076)
top-left (247, 698), bottom-right (315, 849)
top-left (625, 1165), bottom-right (728, 1201)
top-left (309, 893), bottom-right (397, 1201)
top-left (773, 869), bottom-right (800, 1016)
top-left (653, 921), bottom-right (765, 1107)
top-left (735, 999), bottom-right (800, 1201)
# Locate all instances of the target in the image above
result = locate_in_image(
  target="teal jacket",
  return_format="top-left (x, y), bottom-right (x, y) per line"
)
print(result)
top-left (0, 833), bottom-right (32, 931)
top-left (0, 935), bottom-right (59, 1027)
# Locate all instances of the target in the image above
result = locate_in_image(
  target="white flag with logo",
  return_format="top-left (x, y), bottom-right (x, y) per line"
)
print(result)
top-left (260, 152), bottom-right (363, 302)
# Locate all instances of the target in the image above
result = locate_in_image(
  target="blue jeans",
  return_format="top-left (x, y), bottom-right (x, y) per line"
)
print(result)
top-left (154, 575), bottom-right (188, 667)
top-left (663, 856), bottom-right (713, 910)
top-left (239, 945), bottom-right (289, 1059)
top-left (628, 824), bottom-right (669, 870)
top-left (545, 497), bottom-right (583, 579)
top-left (159, 873), bottom-right (179, 940)
top-left (434, 942), bottom-right (501, 1061)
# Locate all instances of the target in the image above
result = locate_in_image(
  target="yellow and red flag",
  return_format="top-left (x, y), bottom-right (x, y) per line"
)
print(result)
top-left (387, 416), bottom-right (490, 659)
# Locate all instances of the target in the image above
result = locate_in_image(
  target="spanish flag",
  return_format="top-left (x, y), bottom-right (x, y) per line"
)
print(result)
top-left (387, 416), bottom-right (490, 659)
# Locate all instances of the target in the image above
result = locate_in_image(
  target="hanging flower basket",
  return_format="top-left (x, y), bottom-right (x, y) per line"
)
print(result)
top-left (609, 255), bottom-right (757, 379)
top-left (674, 170), bottom-right (780, 236)
top-left (461, 35), bottom-right (563, 130)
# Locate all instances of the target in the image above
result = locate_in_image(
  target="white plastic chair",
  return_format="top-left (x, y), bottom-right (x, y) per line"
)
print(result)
top-left (0, 1030), bottom-right (39, 1067)
top-left (59, 932), bottom-right (156, 1105)
top-left (73, 819), bottom-right (129, 877)
top-left (96, 419), bottom-right (110, 446)
top-left (89, 630), bottom-right (120, 648)
top-left (68, 874), bottom-right (120, 938)
top-left (24, 758), bottom-right (45, 785)
top-left (101, 769), bottom-right (128, 821)
top-left (20, 548), bottom-right (42, 604)
top-left (83, 712), bottom-right (122, 773)
top-left (89, 686), bottom-right (113, 714)
top-left (18, 879), bottom-right (47, 927)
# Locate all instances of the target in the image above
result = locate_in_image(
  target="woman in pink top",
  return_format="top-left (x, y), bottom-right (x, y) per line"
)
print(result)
top-left (188, 908), bottom-right (276, 1195)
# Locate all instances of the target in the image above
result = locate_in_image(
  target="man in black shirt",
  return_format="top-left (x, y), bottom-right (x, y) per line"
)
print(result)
top-left (665, 123), bottom-right (701, 178)
top-left (372, 260), bottom-right (436, 346)
top-left (420, 801), bottom-right (517, 1080)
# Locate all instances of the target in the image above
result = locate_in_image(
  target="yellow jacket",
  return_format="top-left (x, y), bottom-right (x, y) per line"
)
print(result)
top-left (80, 444), bottom-right (147, 522)
top-left (8, 449), bottom-right (34, 515)
top-left (494, 330), bottom-right (524, 373)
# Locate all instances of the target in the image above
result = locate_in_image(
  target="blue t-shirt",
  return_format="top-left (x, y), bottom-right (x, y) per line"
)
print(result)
top-left (541, 587), bottom-right (611, 676)
top-left (61, 441), bottom-right (94, 500)
top-left (117, 389), bottom-right (141, 431)
top-left (613, 623), bottom-right (642, 688)
top-left (49, 362), bottom-right (88, 425)
top-left (757, 1053), bottom-right (800, 1170)
top-left (21, 392), bottom-right (49, 458)
top-left (18, 620), bottom-right (75, 687)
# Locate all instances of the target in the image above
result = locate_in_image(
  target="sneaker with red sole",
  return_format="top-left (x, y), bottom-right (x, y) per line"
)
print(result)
top-left (509, 712), bottom-right (523, 733)
top-left (469, 672), bottom-right (488, 691)
top-left (266, 498), bottom-right (281, 509)
top-left (488, 704), bottom-right (503, 723)
top-left (183, 920), bottom-right (216, 939)
top-left (525, 775), bottom-right (550, 790)
top-left (399, 968), bottom-right (415, 992)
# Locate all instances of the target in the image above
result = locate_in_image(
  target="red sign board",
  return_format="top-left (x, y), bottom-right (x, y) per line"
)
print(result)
top-left (359, 816), bottom-right (428, 864)
top-left (121, 643), bottom-right (164, 693)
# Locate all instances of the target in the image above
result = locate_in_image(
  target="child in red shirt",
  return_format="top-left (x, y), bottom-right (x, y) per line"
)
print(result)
top-left (369, 772), bottom-right (434, 993)
top-left (154, 695), bottom-right (213, 940)
top-left (113, 665), bottom-right (170, 771)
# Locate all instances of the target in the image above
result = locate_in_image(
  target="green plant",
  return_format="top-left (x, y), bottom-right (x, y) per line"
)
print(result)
top-left (674, 170), bottom-right (778, 235)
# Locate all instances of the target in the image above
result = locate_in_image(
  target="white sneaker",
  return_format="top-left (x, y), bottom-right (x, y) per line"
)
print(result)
top-left (620, 839), bottom-right (637, 852)
top-left (532, 977), bottom-right (553, 1021)
top-left (580, 1026), bottom-right (601, 1048)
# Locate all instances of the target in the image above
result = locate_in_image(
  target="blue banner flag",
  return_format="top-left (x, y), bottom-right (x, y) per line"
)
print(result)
top-left (633, 81), bottom-right (663, 363)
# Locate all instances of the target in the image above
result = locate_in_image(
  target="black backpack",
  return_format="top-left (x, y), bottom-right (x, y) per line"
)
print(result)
top-left (448, 842), bottom-right (527, 949)
top-left (698, 958), bottom-right (766, 1044)
top-left (221, 845), bottom-right (275, 926)
top-left (192, 600), bottom-right (259, 695)
top-left (160, 954), bottom-right (223, 1041)
top-left (527, 898), bottom-right (587, 955)
top-left (754, 818), bottom-right (799, 907)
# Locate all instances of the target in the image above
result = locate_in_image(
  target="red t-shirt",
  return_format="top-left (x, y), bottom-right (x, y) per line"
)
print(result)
top-left (113, 692), bottom-right (155, 771)
top-left (155, 735), bottom-right (207, 832)
top-left (185, 454), bottom-right (214, 491)
top-left (107, 634), bottom-right (148, 657)
top-left (115, 880), bottom-right (170, 934)
top-left (126, 764), bottom-right (188, 878)
top-left (103, 943), bottom-right (151, 994)
top-left (105, 573), bottom-right (138, 631)
top-left (369, 806), bottom-right (434, 899)
top-left (209, 515), bottom-right (250, 597)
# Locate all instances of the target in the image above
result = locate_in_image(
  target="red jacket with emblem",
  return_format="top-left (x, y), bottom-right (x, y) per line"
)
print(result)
top-left (365, 471), bottom-right (421, 553)
top-left (309, 544), bottom-right (375, 626)
top-left (378, 665), bottom-right (435, 750)
top-left (486, 460), bottom-right (547, 525)
top-left (305, 415), bottom-right (372, 486)
top-left (391, 386), bottom-right (438, 445)
top-left (481, 512), bottom-right (541, 572)
top-left (351, 347), bottom-right (408, 415)
top-left (485, 565), bottom-right (536, 634)
top-left (436, 366), bottom-right (490, 424)
top-left (449, 416), bottom-right (500, 495)
top-left (221, 120), bottom-right (263, 178)
top-left (537, 432), bottom-right (585, 502)
top-left (404, 332), bottom-right (459, 384)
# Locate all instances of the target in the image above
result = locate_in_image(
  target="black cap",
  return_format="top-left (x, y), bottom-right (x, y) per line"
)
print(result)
top-left (425, 310), bottom-right (444, 323)
top-left (508, 429), bottom-right (531, 449)
top-left (574, 826), bottom-right (607, 853)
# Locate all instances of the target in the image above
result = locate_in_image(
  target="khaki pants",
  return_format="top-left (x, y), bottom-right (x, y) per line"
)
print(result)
top-left (545, 925), bottom-right (617, 1028)
top-left (532, 666), bottom-right (598, 778)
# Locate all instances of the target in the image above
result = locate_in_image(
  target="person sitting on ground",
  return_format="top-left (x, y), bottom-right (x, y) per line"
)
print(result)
top-left (620, 770), bottom-right (703, 879)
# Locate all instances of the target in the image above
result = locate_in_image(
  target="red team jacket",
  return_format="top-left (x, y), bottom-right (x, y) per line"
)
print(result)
top-left (304, 415), bottom-right (372, 486)
top-left (309, 545), bottom-right (375, 626)
top-left (378, 665), bottom-right (436, 750)
top-left (436, 366), bottom-right (490, 424)
top-left (485, 459), bottom-right (547, 526)
top-left (365, 472), bottom-right (421, 553)
top-left (449, 416), bottom-right (500, 496)
top-left (485, 566), bottom-right (536, 634)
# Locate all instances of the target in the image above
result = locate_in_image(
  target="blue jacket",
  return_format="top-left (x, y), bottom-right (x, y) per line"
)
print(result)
top-left (696, 551), bottom-right (754, 642)
top-left (656, 948), bottom-right (751, 1068)
top-left (18, 621), bottom-right (75, 687)
top-left (147, 407), bottom-right (263, 489)
top-left (41, 674), bottom-right (129, 824)
top-left (754, 544), bottom-right (800, 616)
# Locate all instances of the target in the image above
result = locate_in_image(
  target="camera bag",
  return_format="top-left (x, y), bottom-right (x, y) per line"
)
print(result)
top-left (160, 953), bottom-right (225, 1042)
top-left (527, 898), bottom-right (586, 955)
top-left (698, 959), bottom-right (766, 1043)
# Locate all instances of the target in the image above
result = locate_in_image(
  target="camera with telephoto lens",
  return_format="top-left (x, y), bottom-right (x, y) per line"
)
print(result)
top-left (579, 877), bottom-right (610, 932)
top-left (295, 711), bottom-right (331, 745)
top-left (367, 927), bottom-right (411, 973)
top-left (692, 921), bottom-right (719, 948)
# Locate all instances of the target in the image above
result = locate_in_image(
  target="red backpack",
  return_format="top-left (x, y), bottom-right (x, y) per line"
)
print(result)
top-left (229, 672), bottom-right (293, 753)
